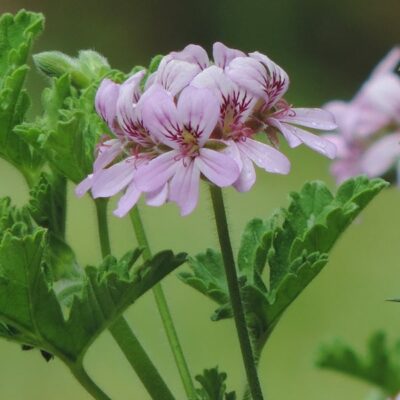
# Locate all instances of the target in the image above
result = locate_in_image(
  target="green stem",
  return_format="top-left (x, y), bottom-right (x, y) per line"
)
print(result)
top-left (129, 206), bottom-right (197, 400)
top-left (69, 363), bottom-right (111, 400)
top-left (94, 199), bottom-right (111, 258)
top-left (94, 199), bottom-right (176, 400)
top-left (109, 318), bottom-right (175, 400)
top-left (209, 185), bottom-right (264, 400)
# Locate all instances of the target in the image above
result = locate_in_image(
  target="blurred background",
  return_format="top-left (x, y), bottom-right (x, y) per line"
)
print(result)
top-left (0, 0), bottom-right (399, 399)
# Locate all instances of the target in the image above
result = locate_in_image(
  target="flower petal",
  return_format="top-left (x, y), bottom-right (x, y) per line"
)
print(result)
top-left (196, 148), bottom-right (240, 186)
top-left (191, 65), bottom-right (235, 103)
top-left (135, 150), bottom-right (179, 192)
top-left (279, 108), bottom-right (337, 130)
top-left (359, 74), bottom-right (400, 122)
top-left (141, 85), bottom-right (181, 148)
top-left (116, 70), bottom-right (146, 134)
top-left (227, 56), bottom-right (269, 100)
top-left (369, 46), bottom-right (400, 79)
top-left (146, 184), bottom-right (168, 207)
top-left (177, 86), bottom-right (220, 145)
top-left (75, 175), bottom-right (93, 197)
top-left (91, 158), bottom-right (135, 198)
top-left (361, 133), bottom-right (400, 177)
top-left (267, 117), bottom-right (302, 147)
top-left (213, 42), bottom-right (245, 69)
top-left (276, 121), bottom-right (337, 159)
top-left (156, 58), bottom-right (200, 96)
top-left (233, 154), bottom-right (256, 192)
top-left (169, 159), bottom-right (201, 216)
top-left (169, 44), bottom-right (210, 69)
top-left (95, 79), bottom-right (120, 128)
top-left (113, 181), bottom-right (142, 218)
top-left (237, 138), bottom-right (290, 174)
top-left (94, 139), bottom-right (123, 171)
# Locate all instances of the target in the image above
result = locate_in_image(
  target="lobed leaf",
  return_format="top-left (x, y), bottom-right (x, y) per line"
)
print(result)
top-left (316, 332), bottom-right (400, 396)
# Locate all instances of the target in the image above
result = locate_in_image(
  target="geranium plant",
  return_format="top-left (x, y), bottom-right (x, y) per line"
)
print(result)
top-left (0, 9), bottom-right (393, 400)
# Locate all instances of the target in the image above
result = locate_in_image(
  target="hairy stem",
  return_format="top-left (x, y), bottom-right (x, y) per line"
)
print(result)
top-left (95, 199), bottom-right (176, 400)
top-left (109, 318), bottom-right (175, 400)
top-left (209, 185), bottom-right (264, 400)
top-left (129, 206), bottom-right (197, 400)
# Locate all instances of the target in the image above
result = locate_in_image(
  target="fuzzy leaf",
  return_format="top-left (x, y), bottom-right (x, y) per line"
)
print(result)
top-left (0, 10), bottom-right (45, 183)
top-left (181, 177), bottom-right (387, 349)
top-left (16, 75), bottom-right (104, 183)
top-left (195, 367), bottom-right (236, 400)
top-left (0, 225), bottom-right (187, 363)
top-left (316, 332), bottom-right (400, 396)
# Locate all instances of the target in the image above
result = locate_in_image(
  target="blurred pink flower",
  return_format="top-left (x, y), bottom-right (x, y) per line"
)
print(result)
top-left (324, 47), bottom-right (400, 184)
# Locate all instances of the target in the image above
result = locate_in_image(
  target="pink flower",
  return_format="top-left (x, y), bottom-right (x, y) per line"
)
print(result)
top-left (356, 47), bottom-right (400, 122)
top-left (324, 48), bottom-right (400, 184)
top-left (191, 65), bottom-right (290, 192)
top-left (76, 71), bottom-right (169, 217)
top-left (77, 42), bottom-right (342, 217)
top-left (134, 84), bottom-right (240, 216)
top-left (226, 52), bottom-right (337, 158)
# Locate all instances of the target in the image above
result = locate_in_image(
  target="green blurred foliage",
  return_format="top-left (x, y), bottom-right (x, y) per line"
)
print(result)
top-left (0, 1), bottom-right (399, 399)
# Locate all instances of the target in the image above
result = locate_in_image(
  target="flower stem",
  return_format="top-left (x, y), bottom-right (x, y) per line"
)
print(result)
top-left (94, 199), bottom-right (176, 400)
top-left (69, 363), bottom-right (111, 400)
top-left (108, 318), bottom-right (175, 400)
top-left (129, 206), bottom-right (197, 400)
top-left (209, 185), bottom-right (264, 400)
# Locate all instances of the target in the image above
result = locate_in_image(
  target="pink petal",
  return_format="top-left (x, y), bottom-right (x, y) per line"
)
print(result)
top-left (95, 79), bottom-right (120, 127)
top-left (156, 59), bottom-right (200, 96)
top-left (141, 85), bottom-right (181, 148)
top-left (359, 74), bottom-right (400, 122)
top-left (113, 181), bottom-right (142, 218)
top-left (134, 150), bottom-right (179, 192)
top-left (75, 175), bottom-right (93, 197)
top-left (227, 57), bottom-right (269, 100)
top-left (146, 184), bottom-right (168, 207)
top-left (237, 138), bottom-right (290, 174)
top-left (196, 148), bottom-right (240, 186)
top-left (177, 86), bottom-right (220, 145)
top-left (191, 65), bottom-right (235, 103)
top-left (361, 133), bottom-right (400, 177)
top-left (249, 51), bottom-right (289, 106)
top-left (279, 108), bottom-right (337, 130)
top-left (223, 140), bottom-right (243, 171)
top-left (323, 134), bottom-right (353, 158)
top-left (277, 121), bottom-right (337, 159)
top-left (116, 70), bottom-right (146, 134)
top-left (94, 139), bottom-right (123, 171)
top-left (267, 117), bottom-right (302, 147)
top-left (369, 46), bottom-right (400, 79)
top-left (233, 154), bottom-right (256, 192)
top-left (169, 44), bottom-right (210, 69)
top-left (91, 158), bottom-right (136, 198)
top-left (169, 159), bottom-right (201, 216)
top-left (213, 42), bottom-right (245, 69)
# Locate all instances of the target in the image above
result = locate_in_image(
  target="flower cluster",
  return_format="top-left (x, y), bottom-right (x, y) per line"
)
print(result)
top-left (325, 47), bottom-right (400, 184)
top-left (77, 42), bottom-right (337, 216)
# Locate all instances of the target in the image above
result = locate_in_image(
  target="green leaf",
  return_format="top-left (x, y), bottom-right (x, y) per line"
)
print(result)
top-left (179, 249), bottom-right (229, 305)
top-left (0, 224), bottom-right (187, 364)
top-left (0, 10), bottom-right (45, 184)
top-left (16, 75), bottom-right (104, 183)
top-left (316, 332), bottom-right (400, 396)
top-left (195, 367), bottom-right (236, 400)
top-left (180, 177), bottom-right (387, 349)
top-left (28, 172), bottom-right (67, 238)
